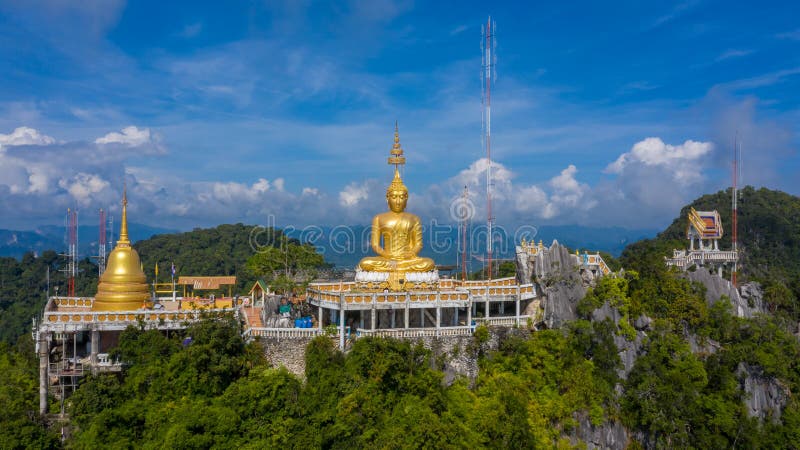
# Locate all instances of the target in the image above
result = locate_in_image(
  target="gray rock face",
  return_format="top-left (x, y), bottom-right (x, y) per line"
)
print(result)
top-left (515, 245), bottom-right (533, 283)
top-left (738, 282), bottom-right (765, 317)
top-left (687, 333), bottom-right (719, 355)
top-left (536, 240), bottom-right (577, 282)
top-left (684, 267), bottom-right (765, 318)
top-left (541, 278), bottom-right (585, 329)
top-left (633, 315), bottom-right (652, 331)
top-left (592, 302), bottom-right (622, 323)
top-left (526, 242), bottom-right (587, 329)
top-left (737, 362), bottom-right (788, 423)
top-left (615, 331), bottom-right (646, 379)
top-left (569, 413), bottom-right (629, 450)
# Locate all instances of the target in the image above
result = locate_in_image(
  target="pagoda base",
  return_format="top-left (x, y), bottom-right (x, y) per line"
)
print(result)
top-left (354, 269), bottom-right (439, 291)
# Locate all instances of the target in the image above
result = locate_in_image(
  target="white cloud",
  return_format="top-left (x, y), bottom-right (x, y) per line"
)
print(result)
top-left (714, 49), bottom-right (753, 62)
top-left (210, 178), bottom-right (287, 203)
top-left (58, 173), bottom-right (110, 206)
top-left (549, 164), bottom-right (592, 209)
top-left (606, 137), bottom-right (713, 183)
top-left (0, 126), bottom-right (55, 149)
top-left (95, 126), bottom-right (155, 146)
top-left (302, 187), bottom-right (319, 196)
top-left (339, 182), bottom-right (370, 207)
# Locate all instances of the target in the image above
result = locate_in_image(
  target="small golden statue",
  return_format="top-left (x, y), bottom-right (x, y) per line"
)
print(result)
top-left (357, 124), bottom-right (435, 274)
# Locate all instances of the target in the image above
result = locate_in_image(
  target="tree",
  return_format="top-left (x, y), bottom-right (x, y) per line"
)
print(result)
top-left (246, 236), bottom-right (326, 293)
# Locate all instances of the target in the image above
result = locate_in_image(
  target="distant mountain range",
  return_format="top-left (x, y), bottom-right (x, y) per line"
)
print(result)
top-left (0, 223), bottom-right (177, 259)
top-left (283, 224), bottom-right (658, 269)
top-left (0, 222), bottom-right (656, 266)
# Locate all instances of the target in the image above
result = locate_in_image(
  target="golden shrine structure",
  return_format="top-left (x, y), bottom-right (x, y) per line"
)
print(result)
top-left (33, 190), bottom-right (238, 415)
top-left (665, 207), bottom-right (738, 276)
top-left (33, 125), bottom-right (614, 414)
top-left (301, 126), bottom-right (538, 349)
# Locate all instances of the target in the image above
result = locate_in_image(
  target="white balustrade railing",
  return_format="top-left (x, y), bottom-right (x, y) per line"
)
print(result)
top-left (41, 308), bottom-right (238, 330)
top-left (356, 326), bottom-right (472, 338)
top-left (245, 327), bottom-right (324, 339)
top-left (474, 315), bottom-right (530, 326)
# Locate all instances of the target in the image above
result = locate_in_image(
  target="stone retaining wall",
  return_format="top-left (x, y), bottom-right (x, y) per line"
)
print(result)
top-left (258, 326), bottom-right (527, 381)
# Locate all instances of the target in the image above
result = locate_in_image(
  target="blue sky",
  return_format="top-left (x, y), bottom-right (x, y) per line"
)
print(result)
top-left (0, 0), bottom-right (797, 232)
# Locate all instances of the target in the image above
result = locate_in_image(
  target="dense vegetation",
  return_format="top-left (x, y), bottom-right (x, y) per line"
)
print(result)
top-left (135, 223), bottom-right (328, 295)
top-left (623, 186), bottom-right (800, 321)
top-left (61, 317), bottom-right (623, 448)
top-left (0, 340), bottom-right (60, 448)
top-left (0, 187), bottom-right (798, 448)
top-left (0, 251), bottom-right (98, 345)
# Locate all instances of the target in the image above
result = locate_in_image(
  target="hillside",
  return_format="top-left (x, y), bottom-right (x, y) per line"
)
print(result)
top-left (2, 190), bottom-right (800, 448)
top-left (622, 186), bottom-right (800, 319)
top-left (0, 223), bottom-right (177, 259)
top-left (133, 223), bottom-right (294, 293)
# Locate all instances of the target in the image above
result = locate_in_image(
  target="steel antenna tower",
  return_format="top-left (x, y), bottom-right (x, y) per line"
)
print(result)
top-left (460, 185), bottom-right (470, 282)
top-left (60, 209), bottom-right (78, 297)
top-left (732, 136), bottom-right (740, 286)
top-left (481, 16), bottom-right (497, 280)
top-left (108, 213), bottom-right (114, 250)
top-left (97, 208), bottom-right (107, 275)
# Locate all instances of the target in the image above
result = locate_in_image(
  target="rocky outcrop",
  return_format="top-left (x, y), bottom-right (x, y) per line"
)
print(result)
top-left (738, 282), bottom-right (765, 318)
top-left (569, 414), bottom-right (629, 450)
top-left (737, 362), bottom-right (789, 423)
top-left (684, 267), bottom-right (766, 318)
top-left (541, 278), bottom-right (585, 329)
top-left (528, 242), bottom-right (588, 329)
top-left (615, 332), bottom-right (646, 379)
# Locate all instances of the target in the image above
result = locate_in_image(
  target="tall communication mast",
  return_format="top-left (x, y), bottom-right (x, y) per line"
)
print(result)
top-left (732, 137), bottom-right (740, 286)
top-left (481, 16), bottom-right (496, 280)
top-left (96, 208), bottom-right (107, 275)
top-left (60, 209), bottom-right (78, 297)
top-left (460, 185), bottom-right (470, 282)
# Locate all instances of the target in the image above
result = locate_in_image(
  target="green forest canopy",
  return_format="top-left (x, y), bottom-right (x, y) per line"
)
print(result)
top-left (1, 187), bottom-right (799, 447)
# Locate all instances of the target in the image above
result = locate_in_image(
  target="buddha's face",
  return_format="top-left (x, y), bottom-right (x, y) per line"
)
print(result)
top-left (387, 189), bottom-right (408, 213)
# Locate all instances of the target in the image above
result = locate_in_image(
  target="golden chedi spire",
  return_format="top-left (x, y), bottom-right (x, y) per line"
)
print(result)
top-left (387, 121), bottom-right (408, 193)
top-left (93, 185), bottom-right (150, 311)
top-left (388, 120), bottom-right (406, 170)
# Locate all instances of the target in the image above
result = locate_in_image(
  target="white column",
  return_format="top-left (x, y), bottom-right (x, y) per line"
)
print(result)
top-left (359, 310), bottom-right (364, 329)
top-left (404, 293), bottom-right (410, 329)
top-left (467, 295), bottom-right (472, 327)
top-left (515, 286), bottom-right (521, 326)
top-left (370, 296), bottom-right (376, 331)
top-left (485, 286), bottom-right (490, 318)
top-left (318, 305), bottom-right (323, 330)
top-left (90, 329), bottom-right (99, 374)
top-left (339, 293), bottom-right (345, 350)
top-left (436, 300), bottom-right (441, 336)
top-left (391, 309), bottom-right (396, 328)
top-left (38, 333), bottom-right (49, 415)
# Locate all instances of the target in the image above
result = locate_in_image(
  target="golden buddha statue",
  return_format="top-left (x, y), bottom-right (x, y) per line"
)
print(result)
top-left (357, 124), bottom-right (435, 274)
top-left (93, 187), bottom-right (151, 311)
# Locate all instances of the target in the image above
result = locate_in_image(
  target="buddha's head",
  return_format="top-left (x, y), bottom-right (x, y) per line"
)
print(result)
top-left (387, 169), bottom-right (408, 213)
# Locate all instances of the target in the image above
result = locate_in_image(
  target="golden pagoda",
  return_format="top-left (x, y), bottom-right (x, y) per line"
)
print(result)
top-left (93, 187), bottom-right (150, 311)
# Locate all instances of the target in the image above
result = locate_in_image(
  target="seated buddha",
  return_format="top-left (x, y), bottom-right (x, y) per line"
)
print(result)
top-left (358, 125), bottom-right (434, 273)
